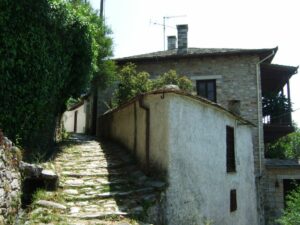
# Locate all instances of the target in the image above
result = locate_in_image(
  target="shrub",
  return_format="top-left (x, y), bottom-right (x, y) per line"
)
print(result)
top-left (114, 64), bottom-right (193, 105)
top-left (265, 132), bottom-right (300, 159)
top-left (278, 185), bottom-right (300, 225)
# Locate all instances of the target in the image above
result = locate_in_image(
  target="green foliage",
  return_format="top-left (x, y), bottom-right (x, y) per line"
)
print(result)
top-left (278, 185), bottom-right (300, 225)
top-left (114, 63), bottom-right (152, 105)
top-left (0, 0), bottom-right (113, 160)
top-left (66, 97), bottom-right (80, 109)
top-left (263, 93), bottom-right (291, 122)
top-left (152, 69), bottom-right (193, 91)
top-left (114, 63), bottom-right (193, 105)
top-left (266, 131), bottom-right (300, 159)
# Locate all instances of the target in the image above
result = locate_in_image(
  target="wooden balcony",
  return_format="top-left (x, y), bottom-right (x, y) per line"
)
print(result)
top-left (263, 113), bottom-right (294, 143)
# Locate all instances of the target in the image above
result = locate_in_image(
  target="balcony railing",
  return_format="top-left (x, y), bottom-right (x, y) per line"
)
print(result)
top-left (263, 110), bottom-right (294, 144)
top-left (263, 111), bottom-right (292, 126)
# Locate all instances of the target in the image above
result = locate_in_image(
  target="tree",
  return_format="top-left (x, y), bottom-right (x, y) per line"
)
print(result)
top-left (278, 185), bottom-right (300, 225)
top-left (265, 131), bottom-right (300, 159)
top-left (114, 63), bottom-right (152, 105)
top-left (0, 0), bottom-right (114, 160)
top-left (113, 63), bottom-right (193, 105)
top-left (263, 92), bottom-right (291, 124)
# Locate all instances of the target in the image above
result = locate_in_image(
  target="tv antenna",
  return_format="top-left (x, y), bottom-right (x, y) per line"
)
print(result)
top-left (151, 15), bottom-right (186, 50)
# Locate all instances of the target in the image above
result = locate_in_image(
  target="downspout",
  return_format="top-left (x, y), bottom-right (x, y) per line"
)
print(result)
top-left (139, 94), bottom-right (150, 173)
top-left (256, 50), bottom-right (276, 176)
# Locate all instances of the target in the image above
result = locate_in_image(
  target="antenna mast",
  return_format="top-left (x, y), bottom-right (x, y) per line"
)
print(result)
top-left (163, 15), bottom-right (186, 50)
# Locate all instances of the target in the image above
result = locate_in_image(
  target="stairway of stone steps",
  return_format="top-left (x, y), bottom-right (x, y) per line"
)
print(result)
top-left (29, 134), bottom-right (165, 225)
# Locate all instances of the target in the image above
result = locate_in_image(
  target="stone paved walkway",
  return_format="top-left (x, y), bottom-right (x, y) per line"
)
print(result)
top-left (24, 134), bottom-right (165, 225)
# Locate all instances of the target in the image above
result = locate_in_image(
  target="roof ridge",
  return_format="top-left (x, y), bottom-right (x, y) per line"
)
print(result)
top-left (115, 47), bottom-right (278, 62)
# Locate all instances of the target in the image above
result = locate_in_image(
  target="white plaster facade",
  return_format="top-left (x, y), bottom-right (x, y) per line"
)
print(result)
top-left (100, 90), bottom-right (258, 225)
top-left (63, 102), bottom-right (86, 133)
top-left (166, 94), bottom-right (258, 225)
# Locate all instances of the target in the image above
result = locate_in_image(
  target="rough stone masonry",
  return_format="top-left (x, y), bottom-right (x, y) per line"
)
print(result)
top-left (0, 129), bottom-right (22, 225)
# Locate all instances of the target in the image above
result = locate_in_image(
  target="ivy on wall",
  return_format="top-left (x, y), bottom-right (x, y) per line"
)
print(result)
top-left (0, 0), bottom-right (114, 160)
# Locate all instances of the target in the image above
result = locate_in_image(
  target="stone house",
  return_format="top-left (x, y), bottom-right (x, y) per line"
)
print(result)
top-left (107, 24), bottom-right (298, 225)
top-left (99, 89), bottom-right (258, 225)
top-left (92, 24), bottom-right (298, 224)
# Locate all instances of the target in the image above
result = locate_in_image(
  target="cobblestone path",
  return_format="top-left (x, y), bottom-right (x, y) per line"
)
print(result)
top-left (24, 134), bottom-right (165, 225)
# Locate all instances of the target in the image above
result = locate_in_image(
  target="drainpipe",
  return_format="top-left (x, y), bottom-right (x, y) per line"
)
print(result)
top-left (256, 49), bottom-right (276, 176)
top-left (138, 94), bottom-right (150, 173)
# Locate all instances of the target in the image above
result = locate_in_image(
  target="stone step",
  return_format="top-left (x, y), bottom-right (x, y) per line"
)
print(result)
top-left (68, 211), bottom-right (128, 220)
top-left (61, 163), bottom-right (129, 171)
top-left (61, 177), bottom-right (129, 188)
top-left (56, 161), bottom-right (126, 169)
top-left (67, 207), bottom-right (144, 220)
top-left (65, 187), bottom-right (155, 201)
top-left (60, 171), bottom-right (126, 178)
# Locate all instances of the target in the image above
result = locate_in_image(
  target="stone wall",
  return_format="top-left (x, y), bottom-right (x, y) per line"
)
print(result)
top-left (99, 93), bottom-right (170, 174)
top-left (0, 130), bottom-right (22, 225)
top-left (99, 91), bottom-right (259, 225)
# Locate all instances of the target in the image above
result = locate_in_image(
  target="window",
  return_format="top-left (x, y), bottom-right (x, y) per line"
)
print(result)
top-left (230, 189), bottom-right (237, 212)
top-left (226, 126), bottom-right (236, 172)
top-left (196, 79), bottom-right (216, 102)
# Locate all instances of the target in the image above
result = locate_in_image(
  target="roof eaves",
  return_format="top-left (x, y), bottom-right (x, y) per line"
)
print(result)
top-left (115, 47), bottom-right (278, 63)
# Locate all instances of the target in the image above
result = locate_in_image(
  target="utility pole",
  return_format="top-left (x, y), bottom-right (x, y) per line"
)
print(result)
top-left (100, 0), bottom-right (104, 19)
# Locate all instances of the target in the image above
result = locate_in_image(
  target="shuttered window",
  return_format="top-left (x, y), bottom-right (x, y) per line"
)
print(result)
top-left (226, 126), bottom-right (236, 172)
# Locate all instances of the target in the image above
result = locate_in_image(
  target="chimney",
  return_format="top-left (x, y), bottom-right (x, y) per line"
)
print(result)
top-left (167, 36), bottom-right (177, 50)
top-left (177, 24), bottom-right (188, 54)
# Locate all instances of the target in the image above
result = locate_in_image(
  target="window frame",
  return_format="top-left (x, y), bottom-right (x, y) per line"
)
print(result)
top-left (196, 79), bottom-right (217, 102)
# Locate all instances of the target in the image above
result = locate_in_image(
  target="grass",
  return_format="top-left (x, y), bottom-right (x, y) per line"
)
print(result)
top-left (23, 189), bottom-right (67, 225)
top-left (21, 189), bottom-right (68, 225)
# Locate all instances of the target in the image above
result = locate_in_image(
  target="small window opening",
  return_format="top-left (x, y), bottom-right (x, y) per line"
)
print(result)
top-left (230, 189), bottom-right (237, 212)
top-left (226, 126), bottom-right (236, 172)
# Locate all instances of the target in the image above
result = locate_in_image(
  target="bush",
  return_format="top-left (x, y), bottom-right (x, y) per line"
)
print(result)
top-left (114, 63), bottom-right (193, 105)
top-left (114, 63), bottom-right (152, 105)
top-left (278, 185), bottom-right (300, 225)
top-left (152, 69), bottom-right (193, 91)
top-left (266, 131), bottom-right (300, 159)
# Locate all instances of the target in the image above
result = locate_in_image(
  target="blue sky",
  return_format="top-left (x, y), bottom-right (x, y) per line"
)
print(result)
top-left (90, 0), bottom-right (300, 126)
